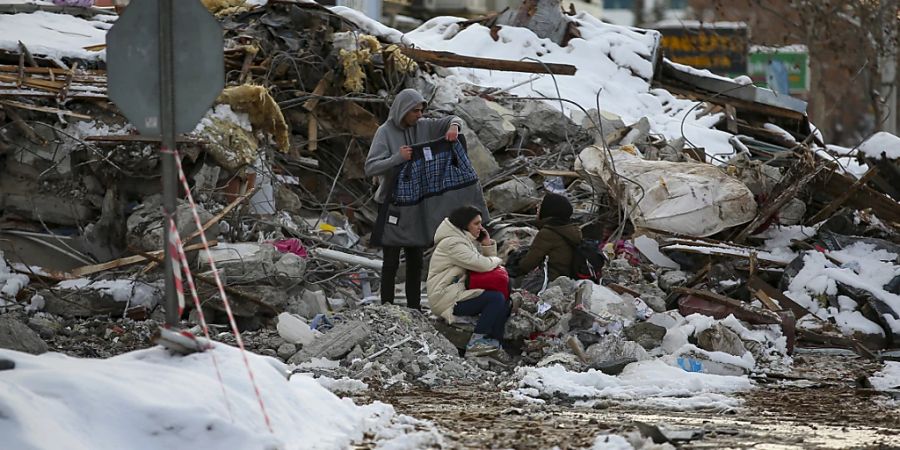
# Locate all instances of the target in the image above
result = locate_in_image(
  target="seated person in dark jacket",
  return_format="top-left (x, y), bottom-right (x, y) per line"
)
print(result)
top-left (516, 193), bottom-right (582, 280)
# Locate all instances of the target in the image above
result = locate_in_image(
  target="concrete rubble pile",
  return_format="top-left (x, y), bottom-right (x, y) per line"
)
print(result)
top-left (1, 1), bottom-right (899, 396)
top-left (283, 304), bottom-right (500, 389)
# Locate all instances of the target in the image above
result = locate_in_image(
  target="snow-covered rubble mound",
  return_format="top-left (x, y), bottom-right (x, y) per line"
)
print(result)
top-left (0, 343), bottom-right (443, 449)
top-left (397, 12), bottom-right (735, 157)
top-left (0, 10), bottom-right (112, 61)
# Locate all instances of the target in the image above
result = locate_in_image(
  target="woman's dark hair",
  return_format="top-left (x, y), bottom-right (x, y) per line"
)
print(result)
top-left (448, 205), bottom-right (482, 230)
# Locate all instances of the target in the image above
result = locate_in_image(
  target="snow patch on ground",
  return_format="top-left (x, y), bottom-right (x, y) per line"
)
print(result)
top-left (870, 361), bottom-right (900, 390)
top-left (0, 11), bottom-right (109, 61)
top-left (513, 359), bottom-right (752, 411)
top-left (303, 374), bottom-right (369, 395)
top-left (0, 343), bottom-right (443, 449)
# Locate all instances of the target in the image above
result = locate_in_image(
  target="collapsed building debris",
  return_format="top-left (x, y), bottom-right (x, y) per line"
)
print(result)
top-left (0, 0), bottom-right (899, 417)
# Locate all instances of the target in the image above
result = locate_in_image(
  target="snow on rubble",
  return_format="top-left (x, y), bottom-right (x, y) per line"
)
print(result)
top-left (504, 278), bottom-right (790, 413)
top-left (513, 359), bottom-right (753, 412)
top-left (0, 343), bottom-right (444, 450)
top-left (0, 10), bottom-right (111, 61)
top-left (785, 242), bottom-right (900, 336)
top-left (1, 251), bottom-right (30, 305)
top-left (334, 8), bottom-right (736, 160)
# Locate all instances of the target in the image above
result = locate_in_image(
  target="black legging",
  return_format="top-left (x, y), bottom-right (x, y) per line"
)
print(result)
top-left (380, 246), bottom-right (424, 309)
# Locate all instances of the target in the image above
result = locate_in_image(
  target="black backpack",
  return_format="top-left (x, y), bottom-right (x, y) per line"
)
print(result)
top-left (548, 228), bottom-right (606, 283)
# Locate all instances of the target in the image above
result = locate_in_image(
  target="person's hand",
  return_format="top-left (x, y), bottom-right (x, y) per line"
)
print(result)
top-left (399, 145), bottom-right (413, 160)
top-left (445, 124), bottom-right (460, 142)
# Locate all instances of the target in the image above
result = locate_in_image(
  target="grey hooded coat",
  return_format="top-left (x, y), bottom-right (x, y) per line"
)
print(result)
top-left (365, 89), bottom-right (463, 203)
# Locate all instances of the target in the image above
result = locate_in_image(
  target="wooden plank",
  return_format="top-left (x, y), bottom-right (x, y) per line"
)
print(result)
top-left (399, 47), bottom-right (577, 75)
top-left (70, 241), bottom-right (217, 277)
top-left (0, 99), bottom-right (91, 119)
top-left (752, 289), bottom-right (781, 312)
top-left (0, 64), bottom-right (106, 77)
top-left (810, 170), bottom-right (900, 223)
top-left (57, 62), bottom-right (78, 102)
top-left (84, 134), bottom-right (204, 144)
top-left (746, 275), bottom-right (809, 319)
top-left (537, 169), bottom-right (579, 178)
top-left (805, 167), bottom-right (879, 225)
top-left (0, 73), bottom-right (64, 91)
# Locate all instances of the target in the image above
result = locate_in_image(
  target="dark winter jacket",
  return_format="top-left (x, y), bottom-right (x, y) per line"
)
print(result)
top-left (517, 222), bottom-right (583, 281)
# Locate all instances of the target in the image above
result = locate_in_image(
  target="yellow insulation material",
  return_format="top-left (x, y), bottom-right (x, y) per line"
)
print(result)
top-left (217, 85), bottom-right (291, 153)
top-left (337, 35), bottom-right (419, 93)
top-left (201, 0), bottom-right (251, 16)
top-left (384, 44), bottom-right (418, 74)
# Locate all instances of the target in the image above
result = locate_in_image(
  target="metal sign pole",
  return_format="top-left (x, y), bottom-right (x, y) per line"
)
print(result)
top-left (159, 0), bottom-right (178, 327)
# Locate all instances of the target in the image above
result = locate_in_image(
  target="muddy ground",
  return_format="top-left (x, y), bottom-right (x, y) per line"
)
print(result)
top-left (356, 350), bottom-right (900, 449)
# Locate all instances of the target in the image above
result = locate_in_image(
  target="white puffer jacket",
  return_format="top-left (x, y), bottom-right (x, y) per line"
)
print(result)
top-left (426, 218), bottom-right (502, 322)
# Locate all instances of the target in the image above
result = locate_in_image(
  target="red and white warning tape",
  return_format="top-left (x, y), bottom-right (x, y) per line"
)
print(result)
top-left (168, 217), bottom-right (235, 422)
top-left (170, 149), bottom-right (273, 432)
top-left (168, 218), bottom-right (186, 317)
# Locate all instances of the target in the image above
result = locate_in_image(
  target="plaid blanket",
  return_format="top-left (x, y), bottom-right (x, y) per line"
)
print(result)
top-left (373, 136), bottom-right (489, 248)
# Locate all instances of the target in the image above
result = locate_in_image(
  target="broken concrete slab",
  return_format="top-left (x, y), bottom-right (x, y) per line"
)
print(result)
top-left (273, 252), bottom-right (306, 287)
top-left (454, 96), bottom-right (516, 152)
top-left (0, 317), bottom-right (48, 354)
top-left (620, 117), bottom-right (651, 147)
top-left (485, 178), bottom-right (537, 214)
top-left (580, 108), bottom-right (627, 145)
top-left (624, 322), bottom-right (667, 350)
top-left (44, 279), bottom-right (161, 318)
top-left (459, 122), bottom-right (501, 179)
top-left (275, 184), bottom-right (303, 215)
top-left (778, 198), bottom-right (806, 226)
top-left (510, 100), bottom-right (579, 144)
top-left (585, 335), bottom-right (649, 368)
top-left (289, 320), bottom-right (370, 363)
top-left (126, 197), bottom-right (218, 253)
top-left (199, 242), bottom-right (277, 284)
top-left (1, 188), bottom-right (96, 226)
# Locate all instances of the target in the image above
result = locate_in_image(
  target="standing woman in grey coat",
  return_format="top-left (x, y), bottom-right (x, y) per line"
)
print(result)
top-left (365, 88), bottom-right (464, 310)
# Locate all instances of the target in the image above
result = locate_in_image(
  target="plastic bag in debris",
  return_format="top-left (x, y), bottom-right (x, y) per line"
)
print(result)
top-left (576, 145), bottom-right (757, 237)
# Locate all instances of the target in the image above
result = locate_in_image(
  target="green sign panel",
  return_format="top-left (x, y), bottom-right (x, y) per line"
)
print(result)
top-left (747, 48), bottom-right (809, 95)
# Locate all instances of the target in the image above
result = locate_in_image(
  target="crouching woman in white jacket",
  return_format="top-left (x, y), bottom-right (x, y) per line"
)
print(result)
top-left (426, 206), bottom-right (511, 358)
